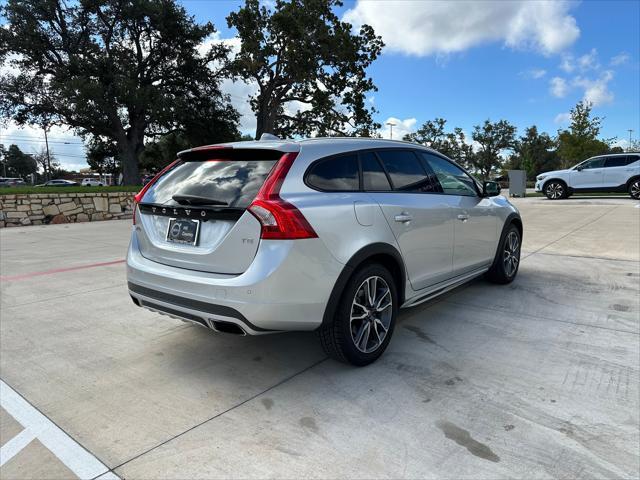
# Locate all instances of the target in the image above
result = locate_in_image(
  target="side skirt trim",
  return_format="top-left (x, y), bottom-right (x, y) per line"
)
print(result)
top-left (401, 266), bottom-right (489, 308)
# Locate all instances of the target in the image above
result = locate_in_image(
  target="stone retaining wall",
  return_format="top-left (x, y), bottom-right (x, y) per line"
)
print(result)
top-left (0, 192), bottom-right (135, 228)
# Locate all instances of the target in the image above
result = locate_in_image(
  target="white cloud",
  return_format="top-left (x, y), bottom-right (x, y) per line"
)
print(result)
top-left (550, 77), bottom-right (569, 97)
top-left (380, 117), bottom-right (416, 140)
top-left (574, 71), bottom-right (614, 106)
top-left (610, 52), bottom-right (630, 66)
top-left (554, 112), bottom-right (571, 124)
top-left (522, 68), bottom-right (547, 79)
top-left (560, 48), bottom-right (599, 73)
top-left (343, 0), bottom-right (579, 56)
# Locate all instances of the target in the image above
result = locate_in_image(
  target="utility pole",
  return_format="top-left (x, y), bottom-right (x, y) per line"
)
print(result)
top-left (44, 125), bottom-right (51, 180)
top-left (628, 129), bottom-right (634, 152)
top-left (386, 122), bottom-right (396, 140)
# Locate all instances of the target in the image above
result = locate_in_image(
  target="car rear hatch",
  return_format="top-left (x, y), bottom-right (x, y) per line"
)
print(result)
top-left (134, 145), bottom-right (295, 274)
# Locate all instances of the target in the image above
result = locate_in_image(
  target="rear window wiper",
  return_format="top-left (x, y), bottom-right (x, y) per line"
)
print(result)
top-left (172, 194), bottom-right (229, 206)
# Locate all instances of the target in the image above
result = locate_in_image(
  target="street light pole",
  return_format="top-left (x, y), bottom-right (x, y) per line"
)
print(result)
top-left (44, 126), bottom-right (51, 180)
top-left (386, 122), bottom-right (396, 140)
top-left (628, 129), bottom-right (634, 152)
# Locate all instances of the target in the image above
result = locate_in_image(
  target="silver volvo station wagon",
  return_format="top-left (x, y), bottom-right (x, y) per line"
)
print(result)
top-left (127, 136), bottom-right (522, 365)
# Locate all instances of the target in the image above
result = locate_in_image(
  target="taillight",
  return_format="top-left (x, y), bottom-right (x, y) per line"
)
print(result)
top-left (133, 159), bottom-right (181, 225)
top-left (248, 152), bottom-right (317, 240)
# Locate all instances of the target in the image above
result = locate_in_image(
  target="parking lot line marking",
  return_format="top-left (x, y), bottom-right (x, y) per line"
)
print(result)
top-left (0, 380), bottom-right (117, 480)
top-left (0, 428), bottom-right (36, 467)
top-left (0, 259), bottom-right (125, 282)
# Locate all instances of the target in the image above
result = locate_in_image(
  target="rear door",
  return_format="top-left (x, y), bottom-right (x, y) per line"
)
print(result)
top-left (571, 157), bottom-right (605, 188)
top-left (368, 149), bottom-right (455, 290)
top-left (135, 148), bottom-right (282, 274)
top-left (603, 155), bottom-right (638, 187)
top-left (421, 153), bottom-right (498, 275)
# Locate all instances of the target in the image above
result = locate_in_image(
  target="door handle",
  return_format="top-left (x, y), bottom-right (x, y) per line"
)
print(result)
top-left (457, 214), bottom-right (469, 222)
top-left (394, 213), bottom-right (413, 223)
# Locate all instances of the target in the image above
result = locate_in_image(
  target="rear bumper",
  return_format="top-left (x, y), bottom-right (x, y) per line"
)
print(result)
top-left (126, 229), bottom-right (344, 334)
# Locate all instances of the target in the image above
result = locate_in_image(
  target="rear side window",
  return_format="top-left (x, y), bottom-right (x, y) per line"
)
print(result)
top-left (376, 150), bottom-right (435, 192)
top-left (605, 156), bottom-right (637, 167)
top-left (141, 158), bottom-right (278, 208)
top-left (361, 152), bottom-right (392, 191)
top-left (306, 154), bottom-right (359, 191)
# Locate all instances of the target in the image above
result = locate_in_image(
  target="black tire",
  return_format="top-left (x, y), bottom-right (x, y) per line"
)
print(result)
top-left (629, 178), bottom-right (640, 200)
top-left (544, 180), bottom-right (567, 200)
top-left (486, 224), bottom-right (521, 284)
top-left (318, 263), bottom-right (398, 366)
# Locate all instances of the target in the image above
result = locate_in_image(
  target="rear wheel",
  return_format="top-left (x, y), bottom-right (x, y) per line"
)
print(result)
top-left (486, 224), bottom-right (521, 284)
top-left (629, 178), bottom-right (640, 200)
top-left (319, 264), bottom-right (397, 366)
top-left (544, 181), bottom-right (567, 200)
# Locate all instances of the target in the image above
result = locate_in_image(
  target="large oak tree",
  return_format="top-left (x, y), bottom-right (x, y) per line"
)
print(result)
top-left (227, 0), bottom-right (384, 139)
top-left (0, 0), bottom-right (239, 184)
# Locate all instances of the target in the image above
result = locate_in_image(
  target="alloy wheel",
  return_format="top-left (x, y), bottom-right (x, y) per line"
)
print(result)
top-left (350, 276), bottom-right (393, 354)
top-left (503, 231), bottom-right (520, 278)
top-left (546, 182), bottom-right (564, 199)
top-left (631, 180), bottom-right (640, 200)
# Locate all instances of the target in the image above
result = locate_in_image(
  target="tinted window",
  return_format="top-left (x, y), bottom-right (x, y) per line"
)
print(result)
top-left (580, 157), bottom-right (605, 169)
top-left (361, 152), bottom-right (392, 191)
top-left (376, 150), bottom-right (434, 192)
top-left (605, 156), bottom-right (637, 167)
top-left (628, 155), bottom-right (640, 164)
top-left (422, 153), bottom-right (478, 196)
top-left (306, 154), bottom-right (359, 191)
top-left (142, 159), bottom-right (277, 208)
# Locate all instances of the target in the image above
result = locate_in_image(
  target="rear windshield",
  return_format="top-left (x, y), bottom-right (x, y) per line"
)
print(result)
top-left (141, 159), bottom-right (278, 208)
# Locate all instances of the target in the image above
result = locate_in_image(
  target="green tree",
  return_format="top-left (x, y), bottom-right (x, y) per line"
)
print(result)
top-left (556, 101), bottom-right (610, 168)
top-left (403, 118), bottom-right (474, 167)
top-left (4, 144), bottom-right (37, 178)
top-left (86, 138), bottom-right (121, 179)
top-left (509, 126), bottom-right (559, 180)
top-left (32, 147), bottom-right (61, 181)
top-left (470, 120), bottom-right (517, 180)
top-left (0, 0), bottom-right (239, 185)
top-left (227, 0), bottom-right (384, 139)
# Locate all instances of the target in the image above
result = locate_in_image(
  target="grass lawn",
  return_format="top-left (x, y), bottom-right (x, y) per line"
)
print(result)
top-left (0, 185), bottom-right (142, 195)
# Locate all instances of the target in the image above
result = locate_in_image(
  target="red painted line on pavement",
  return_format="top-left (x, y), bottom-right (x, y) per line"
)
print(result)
top-left (0, 259), bottom-right (125, 282)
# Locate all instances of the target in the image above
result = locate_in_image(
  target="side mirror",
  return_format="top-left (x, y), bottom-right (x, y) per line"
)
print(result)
top-left (483, 181), bottom-right (501, 197)
top-left (575, 165), bottom-right (583, 171)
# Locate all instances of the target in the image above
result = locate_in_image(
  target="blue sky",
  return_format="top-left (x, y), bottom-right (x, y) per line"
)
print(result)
top-left (2, 0), bottom-right (639, 170)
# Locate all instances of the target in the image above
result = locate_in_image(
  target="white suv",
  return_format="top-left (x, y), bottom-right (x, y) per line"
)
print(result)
top-left (127, 137), bottom-right (522, 365)
top-left (535, 153), bottom-right (640, 200)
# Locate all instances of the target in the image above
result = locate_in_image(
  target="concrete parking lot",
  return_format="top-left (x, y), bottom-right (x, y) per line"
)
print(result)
top-left (1, 195), bottom-right (639, 479)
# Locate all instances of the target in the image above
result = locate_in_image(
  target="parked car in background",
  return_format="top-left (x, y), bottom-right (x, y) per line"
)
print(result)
top-left (142, 174), bottom-right (155, 186)
top-left (536, 153), bottom-right (640, 200)
top-left (128, 136), bottom-right (522, 366)
top-left (81, 178), bottom-right (104, 187)
top-left (0, 177), bottom-right (26, 187)
top-left (36, 179), bottom-right (80, 187)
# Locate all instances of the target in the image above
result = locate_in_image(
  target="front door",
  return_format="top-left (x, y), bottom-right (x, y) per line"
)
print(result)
top-left (420, 153), bottom-right (498, 274)
top-left (571, 157), bottom-right (605, 189)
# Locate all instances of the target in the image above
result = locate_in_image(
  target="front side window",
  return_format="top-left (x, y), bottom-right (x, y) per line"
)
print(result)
top-left (306, 154), bottom-right (359, 191)
top-left (578, 157), bottom-right (605, 169)
top-left (421, 153), bottom-right (478, 196)
top-left (376, 150), bottom-right (435, 192)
